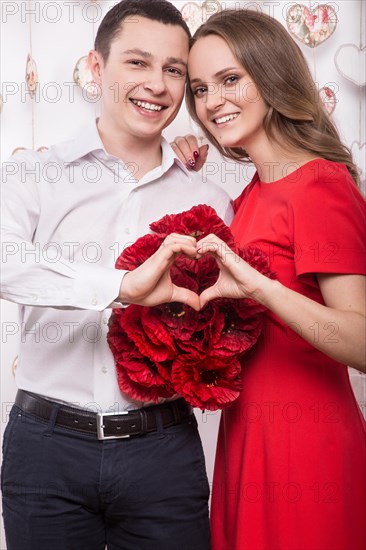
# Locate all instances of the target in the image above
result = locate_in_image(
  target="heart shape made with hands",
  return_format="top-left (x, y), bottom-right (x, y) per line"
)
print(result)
top-left (116, 205), bottom-right (276, 311)
top-left (286, 3), bottom-right (337, 48)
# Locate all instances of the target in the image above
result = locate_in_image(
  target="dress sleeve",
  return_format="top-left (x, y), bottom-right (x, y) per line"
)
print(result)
top-left (289, 161), bottom-right (366, 277)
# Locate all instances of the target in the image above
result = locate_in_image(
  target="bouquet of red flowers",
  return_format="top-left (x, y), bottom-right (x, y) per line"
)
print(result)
top-left (107, 205), bottom-right (275, 410)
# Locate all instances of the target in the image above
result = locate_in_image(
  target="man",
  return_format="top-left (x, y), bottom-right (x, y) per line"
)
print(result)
top-left (1, 1), bottom-right (233, 549)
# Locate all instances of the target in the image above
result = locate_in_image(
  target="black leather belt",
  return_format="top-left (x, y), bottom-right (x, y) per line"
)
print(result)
top-left (15, 390), bottom-right (192, 440)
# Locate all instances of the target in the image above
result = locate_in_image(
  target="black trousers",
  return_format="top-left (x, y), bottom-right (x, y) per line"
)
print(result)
top-left (1, 405), bottom-right (211, 550)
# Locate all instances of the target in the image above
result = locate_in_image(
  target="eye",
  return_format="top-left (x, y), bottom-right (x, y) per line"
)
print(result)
top-left (224, 75), bottom-right (238, 86)
top-left (192, 86), bottom-right (208, 97)
top-left (165, 67), bottom-right (185, 77)
top-left (128, 60), bottom-right (145, 67)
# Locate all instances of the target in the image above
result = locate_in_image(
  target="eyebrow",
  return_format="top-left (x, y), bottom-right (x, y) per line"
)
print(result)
top-left (121, 48), bottom-right (151, 58)
top-left (121, 49), bottom-right (187, 68)
top-left (190, 66), bottom-right (239, 85)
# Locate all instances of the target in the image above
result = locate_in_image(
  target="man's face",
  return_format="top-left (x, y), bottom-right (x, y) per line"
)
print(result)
top-left (91, 16), bottom-right (189, 142)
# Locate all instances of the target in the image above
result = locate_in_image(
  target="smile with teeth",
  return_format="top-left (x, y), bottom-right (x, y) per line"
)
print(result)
top-left (214, 113), bottom-right (239, 124)
top-left (130, 99), bottom-right (164, 112)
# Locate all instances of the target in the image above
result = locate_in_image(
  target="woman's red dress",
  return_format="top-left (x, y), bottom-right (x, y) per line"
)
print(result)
top-left (210, 160), bottom-right (366, 550)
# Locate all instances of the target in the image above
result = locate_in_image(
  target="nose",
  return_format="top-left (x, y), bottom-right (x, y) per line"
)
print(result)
top-left (143, 69), bottom-right (167, 95)
top-left (205, 83), bottom-right (225, 111)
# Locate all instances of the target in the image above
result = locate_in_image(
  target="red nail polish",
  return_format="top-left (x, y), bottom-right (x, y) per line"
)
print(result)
top-left (193, 150), bottom-right (200, 159)
top-left (187, 158), bottom-right (196, 168)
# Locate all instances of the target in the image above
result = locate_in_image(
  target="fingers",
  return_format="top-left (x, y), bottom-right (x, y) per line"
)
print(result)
top-left (156, 242), bottom-right (198, 265)
top-left (162, 233), bottom-right (197, 246)
top-left (196, 234), bottom-right (232, 262)
top-left (193, 144), bottom-right (209, 171)
top-left (171, 285), bottom-right (200, 311)
top-left (170, 135), bottom-right (209, 171)
top-left (159, 233), bottom-right (198, 262)
top-left (199, 285), bottom-right (220, 309)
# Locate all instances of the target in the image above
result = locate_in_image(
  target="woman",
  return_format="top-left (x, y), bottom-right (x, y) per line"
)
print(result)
top-left (173, 9), bottom-right (366, 550)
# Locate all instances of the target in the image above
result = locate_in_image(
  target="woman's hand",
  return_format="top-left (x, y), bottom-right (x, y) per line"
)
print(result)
top-left (196, 234), bottom-right (270, 307)
top-left (119, 233), bottom-right (200, 310)
top-left (170, 135), bottom-right (209, 171)
top-left (197, 235), bottom-right (366, 370)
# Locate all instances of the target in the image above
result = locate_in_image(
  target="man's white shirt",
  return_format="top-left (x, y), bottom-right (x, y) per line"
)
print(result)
top-left (1, 120), bottom-right (233, 411)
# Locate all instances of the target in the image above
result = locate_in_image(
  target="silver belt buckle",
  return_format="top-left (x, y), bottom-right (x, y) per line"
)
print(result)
top-left (97, 410), bottom-right (130, 440)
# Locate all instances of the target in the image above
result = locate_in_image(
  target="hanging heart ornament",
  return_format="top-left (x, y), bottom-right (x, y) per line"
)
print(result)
top-left (25, 54), bottom-right (38, 97)
top-left (335, 45), bottom-right (366, 86)
top-left (286, 4), bottom-right (337, 48)
top-left (319, 86), bottom-right (336, 114)
top-left (201, 1), bottom-right (221, 22)
top-left (73, 56), bottom-right (100, 99)
top-left (181, 2), bottom-right (202, 34)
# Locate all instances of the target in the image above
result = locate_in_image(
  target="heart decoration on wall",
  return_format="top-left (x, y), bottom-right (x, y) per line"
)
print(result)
top-left (201, 0), bottom-right (221, 21)
top-left (73, 56), bottom-right (100, 99)
top-left (319, 86), bottom-right (337, 115)
top-left (286, 4), bottom-right (337, 48)
top-left (181, 2), bottom-right (203, 34)
top-left (335, 45), bottom-right (366, 86)
top-left (25, 54), bottom-right (38, 97)
top-left (181, 1), bottom-right (222, 34)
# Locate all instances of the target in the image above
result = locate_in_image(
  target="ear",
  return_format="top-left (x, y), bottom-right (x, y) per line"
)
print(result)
top-left (88, 50), bottom-right (103, 85)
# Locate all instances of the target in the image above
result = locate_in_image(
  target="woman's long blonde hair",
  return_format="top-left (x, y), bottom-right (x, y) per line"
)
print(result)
top-left (186, 9), bottom-right (360, 186)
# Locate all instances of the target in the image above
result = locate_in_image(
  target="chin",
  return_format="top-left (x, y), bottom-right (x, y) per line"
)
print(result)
top-left (217, 138), bottom-right (243, 149)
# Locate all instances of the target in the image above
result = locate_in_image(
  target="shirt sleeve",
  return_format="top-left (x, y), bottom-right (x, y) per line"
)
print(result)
top-left (1, 151), bottom-right (125, 311)
top-left (289, 162), bottom-right (366, 277)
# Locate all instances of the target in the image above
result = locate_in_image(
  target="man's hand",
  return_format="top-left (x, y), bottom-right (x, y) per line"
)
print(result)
top-left (119, 233), bottom-right (200, 310)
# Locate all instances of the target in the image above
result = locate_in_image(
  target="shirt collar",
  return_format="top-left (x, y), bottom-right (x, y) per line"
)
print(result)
top-left (160, 138), bottom-right (191, 177)
top-left (62, 120), bottom-right (106, 165)
top-left (62, 119), bottom-right (191, 177)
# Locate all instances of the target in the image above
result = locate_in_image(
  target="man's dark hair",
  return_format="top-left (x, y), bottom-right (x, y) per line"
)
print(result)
top-left (95, 0), bottom-right (191, 62)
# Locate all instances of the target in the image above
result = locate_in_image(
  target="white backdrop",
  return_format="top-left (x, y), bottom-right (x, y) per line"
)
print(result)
top-left (1, 1), bottom-right (365, 548)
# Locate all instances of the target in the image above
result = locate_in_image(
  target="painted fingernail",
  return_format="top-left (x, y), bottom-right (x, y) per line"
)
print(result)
top-left (187, 158), bottom-right (196, 168)
top-left (193, 150), bottom-right (200, 159)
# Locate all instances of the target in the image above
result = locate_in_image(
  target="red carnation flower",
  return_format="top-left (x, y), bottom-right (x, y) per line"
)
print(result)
top-left (150, 204), bottom-right (235, 248)
top-left (108, 316), bottom-right (175, 402)
top-left (116, 234), bottom-right (162, 271)
top-left (171, 357), bottom-right (242, 411)
top-left (208, 301), bottom-right (264, 358)
top-left (114, 306), bottom-right (177, 362)
top-left (239, 245), bottom-right (275, 280)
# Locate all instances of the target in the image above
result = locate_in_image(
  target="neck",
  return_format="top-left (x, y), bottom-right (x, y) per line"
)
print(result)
top-left (246, 136), bottom-right (316, 183)
top-left (97, 119), bottom-right (163, 180)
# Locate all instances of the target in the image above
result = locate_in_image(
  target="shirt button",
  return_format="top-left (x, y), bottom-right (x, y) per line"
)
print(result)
top-left (102, 366), bottom-right (108, 374)
top-left (91, 297), bottom-right (98, 306)
top-left (103, 317), bottom-right (108, 325)
top-left (124, 228), bottom-right (130, 235)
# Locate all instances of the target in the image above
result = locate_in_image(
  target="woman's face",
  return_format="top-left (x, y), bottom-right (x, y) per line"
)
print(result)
top-left (188, 35), bottom-right (269, 152)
